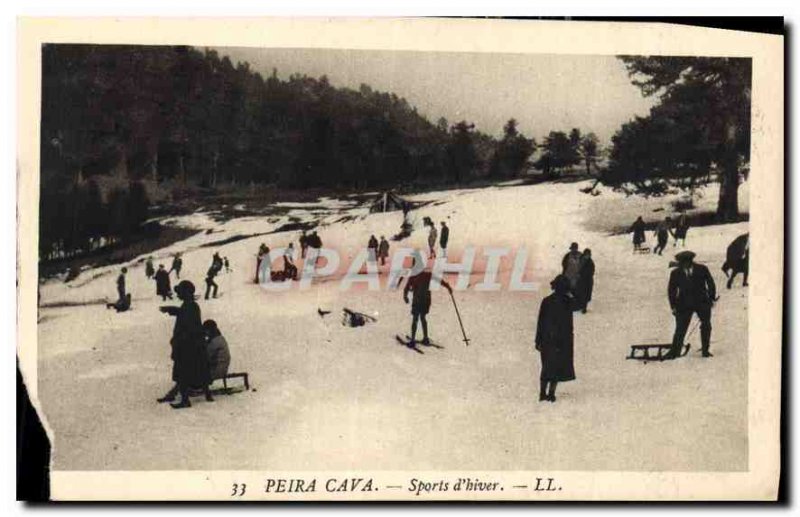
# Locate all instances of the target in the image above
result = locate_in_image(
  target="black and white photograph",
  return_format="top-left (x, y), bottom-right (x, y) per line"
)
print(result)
top-left (16, 17), bottom-right (784, 501)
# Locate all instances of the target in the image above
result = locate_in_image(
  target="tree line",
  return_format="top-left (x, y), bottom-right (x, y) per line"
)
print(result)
top-left (604, 56), bottom-right (751, 221)
top-left (40, 44), bottom-right (604, 260)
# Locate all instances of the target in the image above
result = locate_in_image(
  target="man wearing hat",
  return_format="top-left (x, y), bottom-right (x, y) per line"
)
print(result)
top-left (667, 250), bottom-right (717, 359)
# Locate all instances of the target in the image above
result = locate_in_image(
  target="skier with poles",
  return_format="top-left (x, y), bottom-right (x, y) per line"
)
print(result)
top-left (402, 260), bottom-right (452, 347)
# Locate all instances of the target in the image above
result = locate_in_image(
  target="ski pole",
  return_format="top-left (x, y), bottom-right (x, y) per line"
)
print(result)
top-left (449, 290), bottom-right (470, 346)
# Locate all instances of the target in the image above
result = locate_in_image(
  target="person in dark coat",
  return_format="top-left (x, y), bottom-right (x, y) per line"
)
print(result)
top-left (673, 212), bottom-right (690, 247)
top-left (575, 249), bottom-right (595, 313)
top-left (154, 264), bottom-right (172, 300)
top-left (721, 233), bottom-right (749, 289)
top-left (378, 236), bottom-right (390, 266)
top-left (116, 267), bottom-right (128, 302)
top-left (170, 254), bottom-right (183, 279)
top-left (535, 275), bottom-right (576, 402)
top-left (158, 280), bottom-right (213, 408)
top-left (205, 262), bottom-right (221, 300)
top-left (629, 216), bottom-right (647, 252)
top-left (667, 251), bottom-right (717, 359)
top-left (299, 231), bottom-right (308, 259)
top-left (561, 242), bottom-right (582, 290)
top-left (653, 217), bottom-right (673, 256)
top-left (403, 263), bottom-right (452, 346)
top-left (439, 221), bottom-right (450, 258)
top-left (145, 257), bottom-right (155, 279)
top-left (367, 235), bottom-right (379, 262)
top-left (203, 319), bottom-right (231, 382)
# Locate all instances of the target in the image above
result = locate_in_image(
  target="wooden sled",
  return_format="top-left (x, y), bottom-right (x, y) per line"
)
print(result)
top-left (634, 246), bottom-right (651, 254)
top-left (627, 343), bottom-right (690, 363)
top-left (188, 372), bottom-right (250, 396)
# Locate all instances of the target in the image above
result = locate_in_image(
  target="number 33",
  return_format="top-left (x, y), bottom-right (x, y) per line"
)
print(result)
top-left (231, 483), bottom-right (246, 496)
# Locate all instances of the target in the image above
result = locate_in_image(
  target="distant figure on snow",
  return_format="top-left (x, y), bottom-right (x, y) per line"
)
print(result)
top-left (439, 221), bottom-right (450, 258)
top-left (673, 212), bottom-right (690, 247)
top-left (561, 242), bottom-right (582, 290)
top-left (378, 236), bottom-right (390, 266)
top-left (154, 264), bottom-right (173, 300)
top-left (158, 280), bottom-right (213, 409)
top-left (402, 261), bottom-right (452, 347)
top-left (307, 231), bottom-right (322, 265)
top-left (575, 249), bottom-right (595, 313)
top-left (653, 217), bottom-right (673, 256)
top-left (368, 235), bottom-right (379, 262)
top-left (535, 275), bottom-right (576, 403)
top-left (205, 260), bottom-right (221, 300)
top-left (203, 319), bottom-right (231, 382)
top-left (299, 230), bottom-right (309, 259)
top-left (170, 253), bottom-right (183, 279)
top-left (256, 243), bottom-right (269, 284)
top-left (145, 256), bottom-right (155, 279)
top-left (283, 242), bottom-right (298, 280)
top-left (211, 252), bottom-right (223, 271)
top-left (224, 256), bottom-right (231, 273)
top-left (427, 219), bottom-right (438, 259)
top-left (629, 216), bottom-right (647, 252)
top-left (667, 250), bottom-right (717, 359)
top-left (722, 233), bottom-right (749, 289)
top-left (115, 267), bottom-right (128, 303)
top-left (106, 293), bottom-right (132, 312)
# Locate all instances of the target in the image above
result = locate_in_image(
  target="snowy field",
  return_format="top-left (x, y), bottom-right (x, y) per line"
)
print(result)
top-left (36, 179), bottom-right (749, 471)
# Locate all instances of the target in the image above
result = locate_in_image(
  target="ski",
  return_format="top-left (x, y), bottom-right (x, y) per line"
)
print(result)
top-left (405, 335), bottom-right (444, 349)
top-left (395, 335), bottom-right (424, 355)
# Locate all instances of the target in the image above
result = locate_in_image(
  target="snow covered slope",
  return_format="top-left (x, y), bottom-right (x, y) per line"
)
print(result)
top-left (37, 179), bottom-right (749, 471)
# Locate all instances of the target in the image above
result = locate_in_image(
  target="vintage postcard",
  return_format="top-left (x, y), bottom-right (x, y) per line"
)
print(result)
top-left (17, 18), bottom-right (783, 501)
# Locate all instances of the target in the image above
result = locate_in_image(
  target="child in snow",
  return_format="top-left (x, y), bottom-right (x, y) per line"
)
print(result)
top-left (203, 319), bottom-right (231, 382)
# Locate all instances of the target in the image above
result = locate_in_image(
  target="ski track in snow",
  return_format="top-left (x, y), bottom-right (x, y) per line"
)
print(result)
top-left (37, 180), bottom-right (749, 471)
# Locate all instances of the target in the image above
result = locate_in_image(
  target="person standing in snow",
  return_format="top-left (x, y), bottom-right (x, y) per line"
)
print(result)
top-left (427, 219), bottom-right (438, 259)
top-left (170, 253), bottom-right (183, 279)
top-left (575, 249), bottom-right (595, 313)
top-left (154, 264), bottom-right (173, 300)
top-left (158, 280), bottom-right (212, 409)
top-left (535, 275), bottom-right (576, 403)
top-left (629, 216), bottom-right (647, 252)
top-left (439, 221), bottom-right (450, 258)
top-left (204, 261), bottom-right (221, 300)
top-left (115, 267), bottom-right (128, 303)
top-left (145, 257), bottom-right (155, 279)
top-left (256, 243), bottom-right (269, 283)
top-left (673, 212), bottom-right (690, 247)
top-left (299, 231), bottom-right (309, 259)
top-left (402, 262), bottom-right (452, 347)
top-left (667, 250), bottom-right (717, 359)
top-left (561, 242), bottom-right (582, 290)
top-left (368, 235), bottom-right (379, 262)
top-left (653, 217), bottom-right (673, 256)
top-left (307, 231), bottom-right (322, 266)
top-left (223, 257), bottom-right (231, 273)
top-left (378, 236), bottom-right (390, 266)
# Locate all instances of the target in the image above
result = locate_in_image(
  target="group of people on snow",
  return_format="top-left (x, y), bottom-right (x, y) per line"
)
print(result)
top-left (560, 243), bottom-right (595, 313)
top-left (423, 218), bottom-right (450, 259)
top-left (367, 235), bottom-right (391, 265)
top-left (629, 212), bottom-right (691, 255)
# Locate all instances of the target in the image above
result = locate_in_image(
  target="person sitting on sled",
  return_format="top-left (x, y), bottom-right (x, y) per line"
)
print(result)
top-left (402, 258), bottom-right (452, 347)
top-left (667, 250), bottom-right (717, 359)
top-left (203, 319), bottom-right (231, 382)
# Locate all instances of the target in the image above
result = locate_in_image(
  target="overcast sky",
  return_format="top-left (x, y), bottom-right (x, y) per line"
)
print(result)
top-left (214, 47), bottom-right (657, 145)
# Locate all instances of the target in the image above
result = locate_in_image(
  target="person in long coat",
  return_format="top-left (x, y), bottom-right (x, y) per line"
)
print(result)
top-left (367, 235), bottom-right (379, 262)
top-left (154, 264), bottom-right (172, 300)
top-left (673, 212), bottom-right (690, 247)
top-left (575, 249), bottom-right (595, 313)
top-left (378, 236), bottom-right (390, 266)
top-left (535, 275), bottom-right (576, 402)
top-left (145, 257), bottom-right (155, 279)
top-left (629, 216), bottom-right (647, 252)
top-left (561, 242), bottom-right (582, 290)
top-left (157, 280), bottom-right (213, 408)
top-left (667, 251), bottom-right (717, 358)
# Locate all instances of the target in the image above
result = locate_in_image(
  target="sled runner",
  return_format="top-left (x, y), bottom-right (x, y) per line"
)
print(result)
top-left (626, 343), bottom-right (690, 363)
top-left (394, 335), bottom-right (424, 354)
top-left (634, 247), bottom-right (651, 254)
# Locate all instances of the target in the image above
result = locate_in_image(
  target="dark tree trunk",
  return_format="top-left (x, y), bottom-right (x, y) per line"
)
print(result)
top-left (716, 119), bottom-right (740, 222)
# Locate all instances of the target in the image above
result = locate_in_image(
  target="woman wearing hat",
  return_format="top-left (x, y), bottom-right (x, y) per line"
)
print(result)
top-left (535, 275), bottom-right (576, 402)
top-left (158, 280), bottom-right (213, 408)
